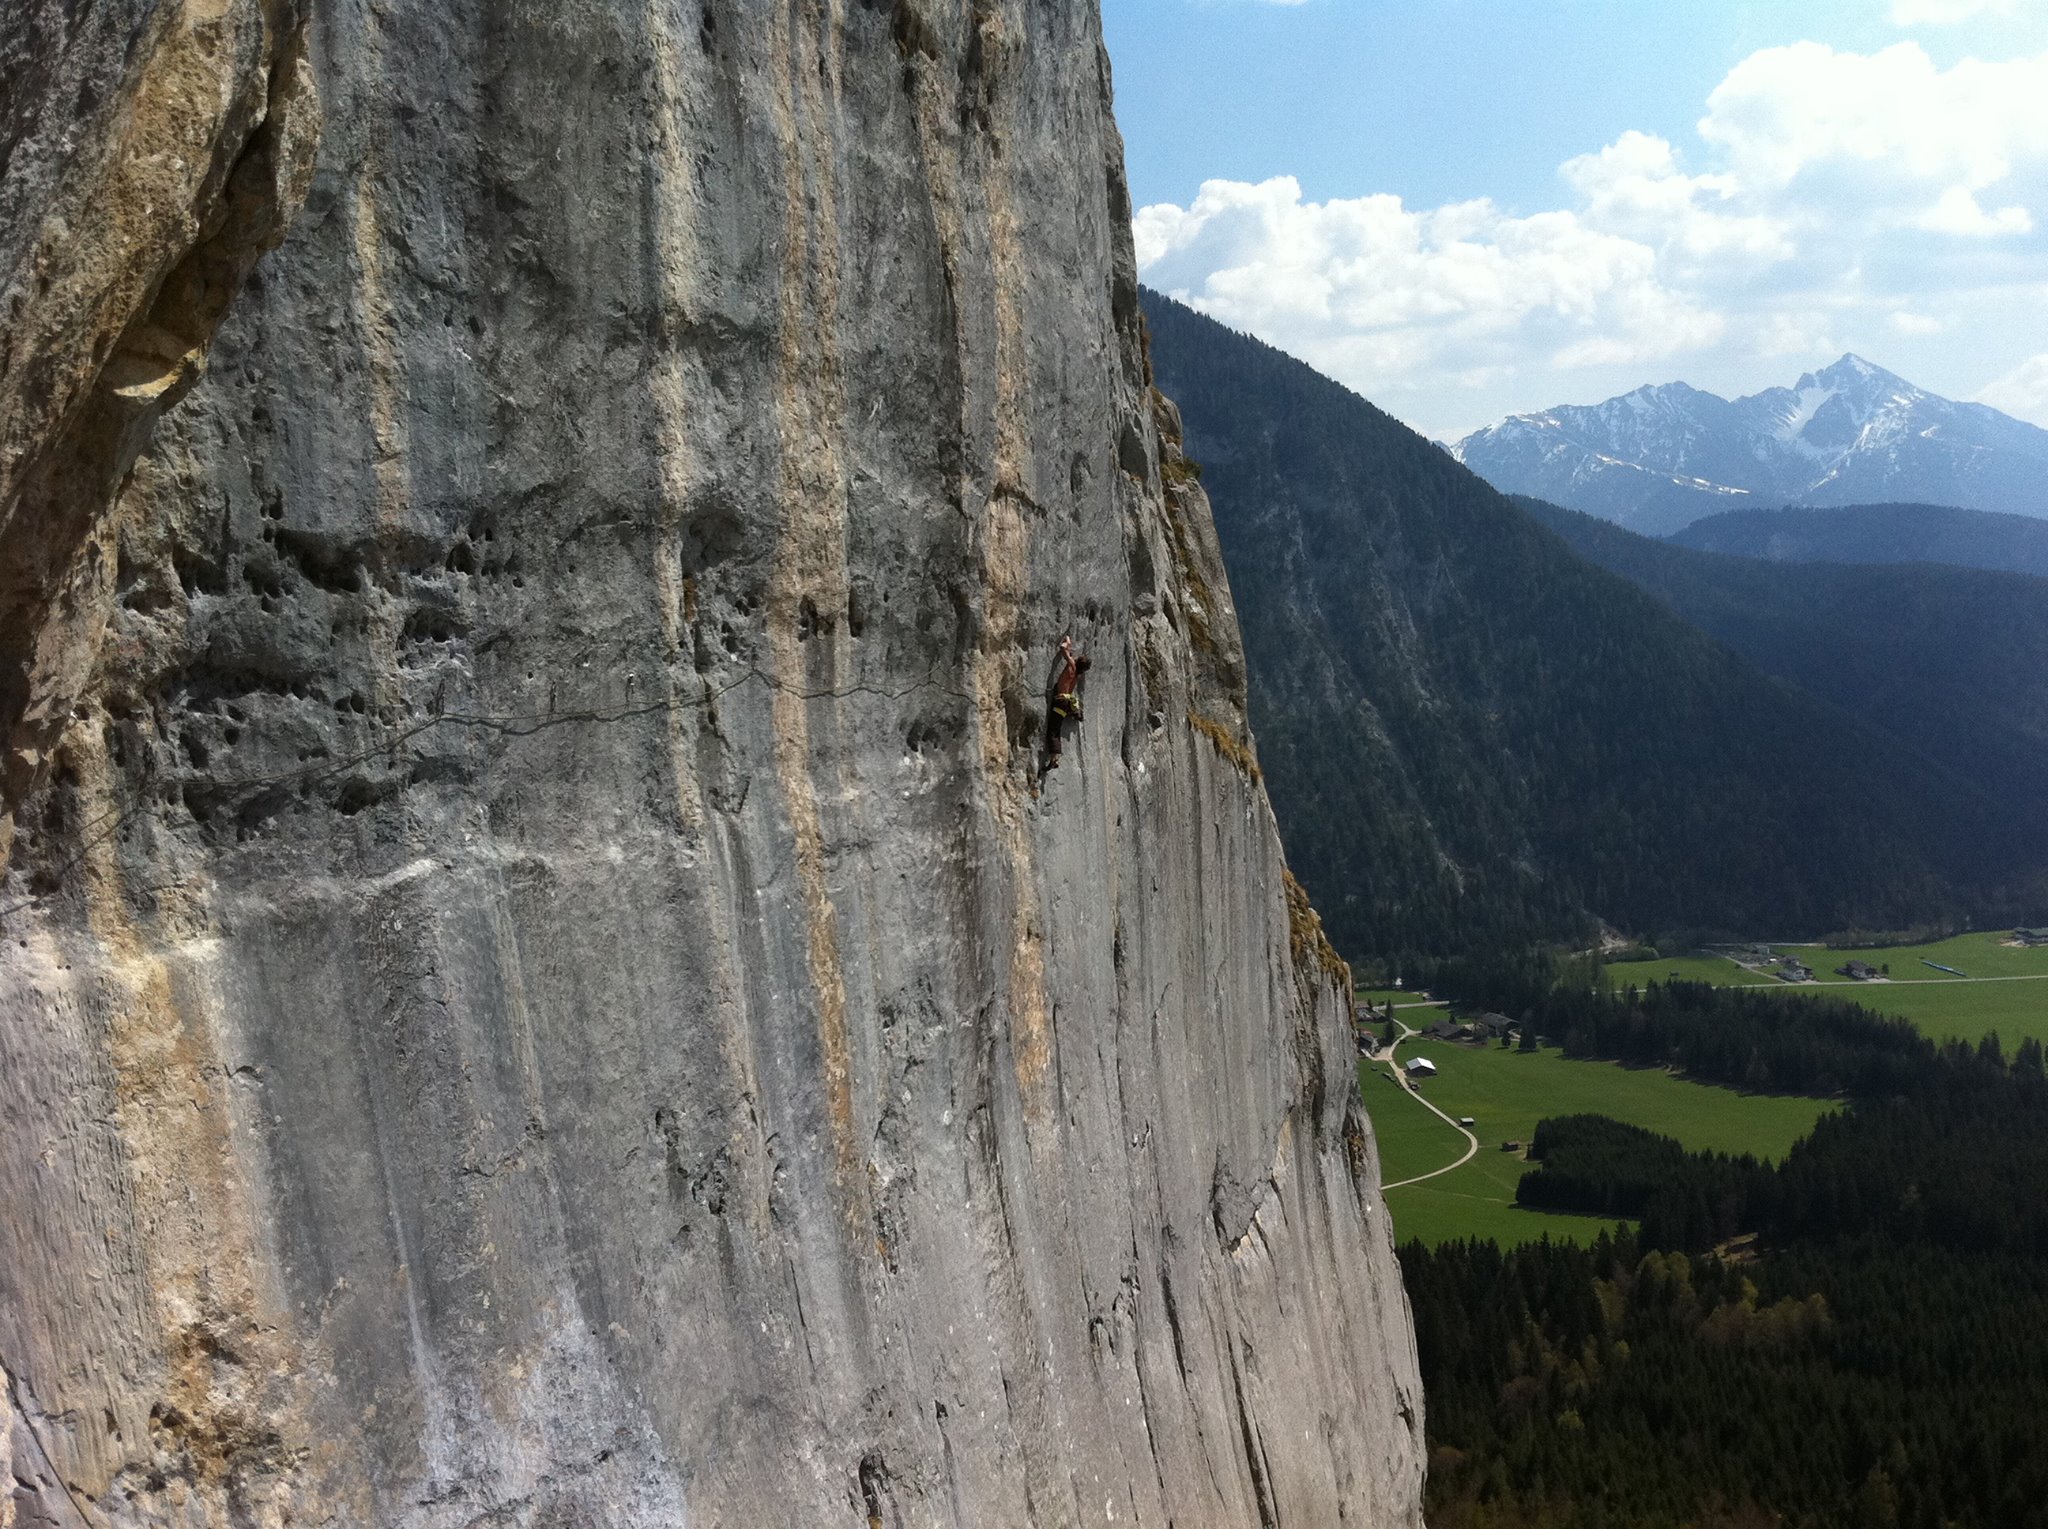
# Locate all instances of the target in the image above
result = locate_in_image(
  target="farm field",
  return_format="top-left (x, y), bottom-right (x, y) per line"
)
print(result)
top-left (1373, 1166), bottom-right (1617, 1248)
top-left (1361, 1043), bottom-right (1836, 1247)
top-left (1804, 978), bottom-right (2048, 1048)
top-left (1361, 1070), bottom-right (1468, 1185)
top-left (1603, 931), bottom-right (2048, 1046)
top-left (1602, 952), bottom-right (1764, 988)
top-left (1793, 932), bottom-right (2048, 984)
top-left (1355, 986), bottom-right (1448, 1012)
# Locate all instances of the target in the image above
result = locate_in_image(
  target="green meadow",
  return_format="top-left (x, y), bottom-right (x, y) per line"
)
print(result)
top-left (1361, 1043), bottom-right (1837, 1247)
top-left (1603, 931), bottom-right (2048, 1047)
top-left (1355, 987), bottom-right (1449, 1012)
top-left (1601, 951), bottom-right (1766, 988)
top-left (1792, 977), bottom-right (2048, 1048)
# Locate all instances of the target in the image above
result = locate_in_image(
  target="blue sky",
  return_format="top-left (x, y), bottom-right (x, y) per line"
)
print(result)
top-left (1104, 0), bottom-right (2048, 438)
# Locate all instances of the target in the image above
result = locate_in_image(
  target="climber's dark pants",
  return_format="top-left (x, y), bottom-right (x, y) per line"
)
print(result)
top-left (1046, 691), bottom-right (1082, 762)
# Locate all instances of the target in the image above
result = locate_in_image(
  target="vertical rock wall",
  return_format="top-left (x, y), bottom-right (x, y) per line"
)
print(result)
top-left (0, 0), bottom-right (319, 865)
top-left (0, 2), bottom-right (1425, 1524)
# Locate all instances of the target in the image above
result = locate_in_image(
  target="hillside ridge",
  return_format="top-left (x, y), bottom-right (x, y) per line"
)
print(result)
top-left (1143, 290), bottom-right (2033, 959)
top-left (1672, 501), bottom-right (2048, 579)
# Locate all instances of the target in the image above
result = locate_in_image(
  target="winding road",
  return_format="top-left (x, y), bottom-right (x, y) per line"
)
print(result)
top-left (1365, 958), bottom-right (2048, 1195)
top-left (1368, 1012), bottom-right (1481, 1191)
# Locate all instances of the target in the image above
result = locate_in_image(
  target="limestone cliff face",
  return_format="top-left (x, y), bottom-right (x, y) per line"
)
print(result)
top-left (0, 0), bottom-right (319, 865)
top-left (0, 3), bottom-right (1425, 1525)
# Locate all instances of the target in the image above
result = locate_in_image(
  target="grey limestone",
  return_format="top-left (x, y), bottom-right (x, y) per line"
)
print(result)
top-left (0, 2), bottom-right (1425, 1524)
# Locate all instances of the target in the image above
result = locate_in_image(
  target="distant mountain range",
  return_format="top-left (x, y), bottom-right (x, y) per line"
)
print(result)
top-left (1454, 357), bottom-right (2048, 536)
top-left (1672, 503), bottom-right (2048, 579)
top-left (1140, 291), bottom-right (2047, 959)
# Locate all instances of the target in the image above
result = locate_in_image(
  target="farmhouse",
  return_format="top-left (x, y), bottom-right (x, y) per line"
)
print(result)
top-left (1422, 1017), bottom-right (1472, 1042)
top-left (1779, 958), bottom-right (1814, 982)
top-left (2015, 928), bottom-right (2048, 947)
top-left (1837, 960), bottom-right (1881, 981)
top-left (1404, 1057), bottom-right (1438, 1080)
top-left (1475, 1012), bottom-right (1516, 1039)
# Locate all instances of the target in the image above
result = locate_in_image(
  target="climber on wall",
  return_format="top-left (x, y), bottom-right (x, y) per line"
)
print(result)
top-left (1040, 634), bottom-right (1091, 782)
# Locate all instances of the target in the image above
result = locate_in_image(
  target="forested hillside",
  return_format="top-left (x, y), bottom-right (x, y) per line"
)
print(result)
top-left (1672, 502), bottom-right (2048, 579)
top-left (1405, 973), bottom-right (2048, 1528)
top-left (1141, 292), bottom-right (2034, 961)
top-left (1525, 497), bottom-right (2048, 858)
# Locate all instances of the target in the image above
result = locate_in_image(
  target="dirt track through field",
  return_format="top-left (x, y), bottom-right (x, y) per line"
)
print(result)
top-left (1372, 1017), bottom-right (1480, 1190)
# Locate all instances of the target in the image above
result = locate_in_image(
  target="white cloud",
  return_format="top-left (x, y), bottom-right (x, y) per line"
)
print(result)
top-left (1136, 176), bottom-right (1721, 393)
top-left (1889, 310), bottom-right (1946, 335)
top-left (1698, 42), bottom-right (2048, 201)
top-left (1915, 185), bottom-right (2034, 235)
top-left (1559, 130), bottom-right (1793, 263)
top-left (1753, 310), bottom-right (1842, 359)
top-left (1891, 0), bottom-right (2015, 24)
top-left (1975, 352), bottom-right (2048, 424)
top-left (1134, 39), bottom-right (2048, 436)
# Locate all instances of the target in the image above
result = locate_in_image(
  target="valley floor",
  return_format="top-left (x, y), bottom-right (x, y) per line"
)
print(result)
top-left (1604, 930), bottom-right (2048, 1047)
top-left (1360, 1036), bottom-right (1834, 1246)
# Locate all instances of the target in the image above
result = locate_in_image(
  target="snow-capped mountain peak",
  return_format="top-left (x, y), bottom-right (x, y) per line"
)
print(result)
top-left (1802, 353), bottom-right (1910, 393)
top-left (1453, 357), bottom-right (2048, 535)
